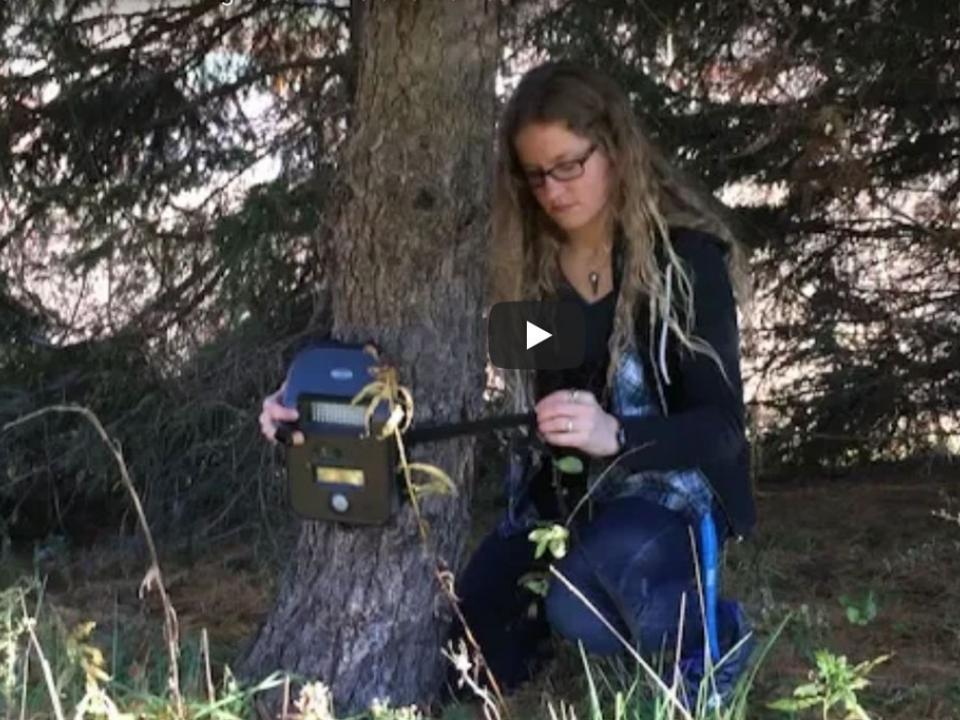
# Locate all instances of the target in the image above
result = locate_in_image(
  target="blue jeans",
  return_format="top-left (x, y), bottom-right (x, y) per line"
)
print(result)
top-left (451, 496), bottom-right (720, 691)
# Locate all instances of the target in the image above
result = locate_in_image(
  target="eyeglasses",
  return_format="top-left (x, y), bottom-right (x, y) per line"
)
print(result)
top-left (520, 144), bottom-right (597, 189)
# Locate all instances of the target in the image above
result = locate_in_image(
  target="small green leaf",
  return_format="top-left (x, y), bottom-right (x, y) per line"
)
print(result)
top-left (548, 538), bottom-right (567, 559)
top-left (519, 572), bottom-right (549, 597)
top-left (768, 697), bottom-right (821, 712)
top-left (528, 525), bottom-right (569, 560)
top-left (553, 455), bottom-right (584, 474)
top-left (528, 528), bottom-right (550, 559)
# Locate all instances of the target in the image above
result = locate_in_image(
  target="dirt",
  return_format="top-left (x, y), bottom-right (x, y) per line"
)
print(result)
top-left (724, 470), bottom-right (960, 719)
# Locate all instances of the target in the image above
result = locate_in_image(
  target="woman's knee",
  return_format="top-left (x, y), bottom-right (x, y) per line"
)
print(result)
top-left (576, 498), bottom-right (693, 565)
top-left (543, 498), bottom-right (701, 655)
top-left (543, 577), bottom-right (625, 655)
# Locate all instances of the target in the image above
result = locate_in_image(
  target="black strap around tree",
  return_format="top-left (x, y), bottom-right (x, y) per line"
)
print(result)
top-left (403, 411), bottom-right (537, 446)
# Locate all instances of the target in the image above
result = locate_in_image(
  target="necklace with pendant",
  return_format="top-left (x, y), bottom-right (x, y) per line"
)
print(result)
top-left (561, 240), bottom-right (613, 297)
top-left (588, 270), bottom-right (601, 296)
top-left (585, 242), bottom-right (612, 296)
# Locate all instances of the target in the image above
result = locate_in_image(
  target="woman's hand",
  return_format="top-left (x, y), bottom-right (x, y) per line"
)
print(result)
top-left (259, 382), bottom-right (303, 446)
top-left (535, 389), bottom-right (621, 458)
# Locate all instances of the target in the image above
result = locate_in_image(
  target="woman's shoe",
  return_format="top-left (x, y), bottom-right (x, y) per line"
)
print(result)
top-left (678, 599), bottom-right (755, 710)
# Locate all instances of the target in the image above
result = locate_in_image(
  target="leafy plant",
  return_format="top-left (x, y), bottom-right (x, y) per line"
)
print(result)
top-left (838, 591), bottom-right (878, 626)
top-left (768, 649), bottom-right (891, 719)
top-left (529, 524), bottom-right (570, 560)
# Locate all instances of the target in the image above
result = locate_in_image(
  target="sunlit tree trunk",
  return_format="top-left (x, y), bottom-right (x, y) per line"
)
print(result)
top-left (240, 1), bottom-right (498, 713)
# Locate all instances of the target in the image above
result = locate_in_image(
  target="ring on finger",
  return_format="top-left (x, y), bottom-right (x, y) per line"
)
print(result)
top-left (566, 419), bottom-right (573, 433)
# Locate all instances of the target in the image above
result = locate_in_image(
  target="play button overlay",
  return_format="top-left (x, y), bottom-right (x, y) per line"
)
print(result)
top-left (488, 301), bottom-right (585, 370)
top-left (526, 321), bottom-right (552, 350)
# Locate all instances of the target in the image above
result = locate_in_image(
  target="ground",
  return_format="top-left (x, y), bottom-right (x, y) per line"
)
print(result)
top-left (10, 463), bottom-right (960, 719)
top-left (726, 468), bottom-right (960, 719)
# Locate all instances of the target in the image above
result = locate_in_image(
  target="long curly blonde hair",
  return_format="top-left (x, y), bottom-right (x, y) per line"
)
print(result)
top-left (489, 61), bottom-right (749, 413)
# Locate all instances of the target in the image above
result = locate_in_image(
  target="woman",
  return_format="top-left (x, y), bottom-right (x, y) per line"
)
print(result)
top-left (448, 61), bottom-right (757, 705)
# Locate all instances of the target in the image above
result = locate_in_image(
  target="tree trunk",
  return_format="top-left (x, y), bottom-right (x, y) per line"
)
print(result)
top-left (240, 1), bottom-right (498, 714)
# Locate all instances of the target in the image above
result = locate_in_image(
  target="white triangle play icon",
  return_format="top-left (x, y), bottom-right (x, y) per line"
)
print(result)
top-left (526, 321), bottom-right (552, 350)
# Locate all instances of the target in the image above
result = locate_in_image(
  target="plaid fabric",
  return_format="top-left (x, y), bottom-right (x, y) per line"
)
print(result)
top-left (497, 346), bottom-right (714, 538)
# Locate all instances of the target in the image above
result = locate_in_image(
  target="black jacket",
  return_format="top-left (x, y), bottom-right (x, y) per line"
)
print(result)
top-left (614, 226), bottom-right (756, 538)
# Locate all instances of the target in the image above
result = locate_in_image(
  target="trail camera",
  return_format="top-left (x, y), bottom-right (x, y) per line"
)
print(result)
top-left (280, 343), bottom-right (400, 524)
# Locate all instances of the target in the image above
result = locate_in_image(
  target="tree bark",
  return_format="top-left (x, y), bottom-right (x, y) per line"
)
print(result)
top-left (240, 1), bottom-right (498, 714)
